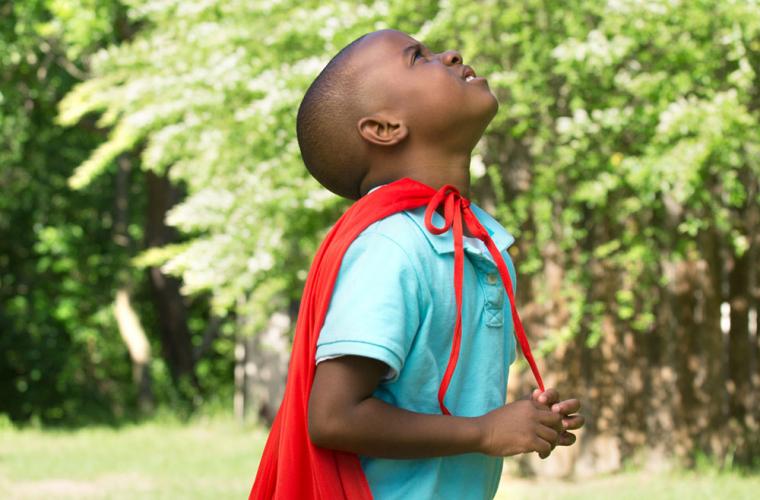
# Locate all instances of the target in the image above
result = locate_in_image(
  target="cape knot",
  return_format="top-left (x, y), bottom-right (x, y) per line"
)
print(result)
top-left (423, 184), bottom-right (473, 235)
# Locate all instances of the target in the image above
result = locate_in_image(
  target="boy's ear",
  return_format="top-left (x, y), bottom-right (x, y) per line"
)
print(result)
top-left (356, 114), bottom-right (408, 146)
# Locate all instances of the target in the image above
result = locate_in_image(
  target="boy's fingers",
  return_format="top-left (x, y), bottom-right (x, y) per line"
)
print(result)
top-left (562, 414), bottom-right (585, 430)
top-left (535, 388), bottom-right (560, 406)
top-left (557, 431), bottom-right (576, 446)
top-left (523, 389), bottom-right (540, 401)
top-left (537, 409), bottom-right (563, 430)
top-left (534, 437), bottom-right (553, 458)
top-left (551, 398), bottom-right (581, 415)
top-left (535, 424), bottom-right (559, 446)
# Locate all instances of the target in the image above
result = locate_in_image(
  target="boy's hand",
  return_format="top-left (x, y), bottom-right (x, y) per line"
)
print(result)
top-left (531, 388), bottom-right (585, 458)
top-left (475, 399), bottom-right (563, 458)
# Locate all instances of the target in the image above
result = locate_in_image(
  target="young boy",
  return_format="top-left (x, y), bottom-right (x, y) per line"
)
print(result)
top-left (251, 29), bottom-right (584, 500)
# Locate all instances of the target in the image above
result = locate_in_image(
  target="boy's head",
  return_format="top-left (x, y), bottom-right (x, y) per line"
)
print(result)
top-left (297, 29), bottom-right (498, 200)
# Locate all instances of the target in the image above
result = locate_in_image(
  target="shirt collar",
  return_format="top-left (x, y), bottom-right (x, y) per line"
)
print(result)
top-left (404, 203), bottom-right (515, 255)
top-left (367, 184), bottom-right (516, 254)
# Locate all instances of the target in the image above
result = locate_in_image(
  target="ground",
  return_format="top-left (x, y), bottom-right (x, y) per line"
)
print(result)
top-left (1, 417), bottom-right (757, 499)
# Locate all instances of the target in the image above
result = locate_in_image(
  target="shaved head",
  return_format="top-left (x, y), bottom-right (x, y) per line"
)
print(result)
top-left (296, 33), bottom-right (371, 200)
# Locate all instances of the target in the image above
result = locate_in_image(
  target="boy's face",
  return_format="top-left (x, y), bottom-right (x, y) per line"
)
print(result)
top-left (352, 30), bottom-right (499, 148)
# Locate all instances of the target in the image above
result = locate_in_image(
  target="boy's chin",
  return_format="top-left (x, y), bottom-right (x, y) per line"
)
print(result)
top-left (471, 97), bottom-right (499, 132)
top-left (483, 92), bottom-right (500, 118)
top-left (467, 91), bottom-right (499, 123)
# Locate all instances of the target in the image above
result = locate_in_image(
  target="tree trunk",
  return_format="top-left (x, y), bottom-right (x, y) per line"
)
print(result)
top-left (238, 310), bottom-right (290, 424)
top-left (144, 169), bottom-right (196, 387)
top-left (113, 154), bottom-right (153, 412)
top-left (727, 252), bottom-right (750, 424)
top-left (695, 228), bottom-right (730, 457)
top-left (742, 178), bottom-right (760, 450)
top-left (114, 288), bottom-right (153, 412)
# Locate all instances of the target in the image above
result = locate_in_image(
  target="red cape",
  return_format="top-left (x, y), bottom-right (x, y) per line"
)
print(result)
top-left (249, 178), bottom-right (543, 499)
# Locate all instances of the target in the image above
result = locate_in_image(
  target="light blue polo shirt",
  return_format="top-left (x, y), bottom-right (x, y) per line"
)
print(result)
top-left (315, 200), bottom-right (518, 500)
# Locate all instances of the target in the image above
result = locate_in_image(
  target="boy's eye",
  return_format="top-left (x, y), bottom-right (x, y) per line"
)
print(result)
top-left (413, 47), bottom-right (423, 62)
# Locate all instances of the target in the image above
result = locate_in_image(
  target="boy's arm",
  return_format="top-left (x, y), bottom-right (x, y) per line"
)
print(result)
top-left (308, 355), bottom-right (563, 459)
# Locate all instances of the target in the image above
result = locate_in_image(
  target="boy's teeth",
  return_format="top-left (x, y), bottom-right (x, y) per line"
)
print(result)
top-left (465, 75), bottom-right (475, 82)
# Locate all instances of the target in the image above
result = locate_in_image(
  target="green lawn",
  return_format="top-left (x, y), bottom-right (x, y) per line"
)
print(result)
top-left (1, 417), bottom-right (758, 499)
top-left (0, 417), bottom-right (266, 499)
top-left (495, 471), bottom-right (760, 500)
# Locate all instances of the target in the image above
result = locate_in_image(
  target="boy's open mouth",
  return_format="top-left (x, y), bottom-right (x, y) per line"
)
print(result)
top-left (461, 65), bottom-right (486, 84)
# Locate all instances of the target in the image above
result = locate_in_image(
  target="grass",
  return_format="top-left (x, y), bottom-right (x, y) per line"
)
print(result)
top-left (0, 416), bottom-right (266, 499)
top-left (494, 471), bottom-right (760, 500)
top-left (1, 416), bottom-right (758, 499)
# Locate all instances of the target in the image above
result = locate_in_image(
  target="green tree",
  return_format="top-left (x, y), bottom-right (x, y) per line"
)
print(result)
top-left (419, 0), bottom-right (760, 468)
top-left (1, 0), bottom-right (139, 423)
top-left (1, 0), bottom-right (229, 424)
top-left (52, 0), bottom-right (760, 469)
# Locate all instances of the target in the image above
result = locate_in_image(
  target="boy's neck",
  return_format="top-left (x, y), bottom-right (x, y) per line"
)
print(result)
top-left (360, 149), bottom-right (473, 199)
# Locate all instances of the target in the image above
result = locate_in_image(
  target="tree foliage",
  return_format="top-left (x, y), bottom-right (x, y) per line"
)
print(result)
top-left (3, 0), bottom-right (759, 467)
top-left (58, 0), bottom-right (447, 326)
top-left (1, 0), bottom-right (228, 424)
top-left (1, 0), bottom-right (141, 423)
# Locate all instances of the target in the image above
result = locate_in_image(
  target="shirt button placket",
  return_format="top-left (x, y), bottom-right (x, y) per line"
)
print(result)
top-left (477, 261), bottom-right (504, 328)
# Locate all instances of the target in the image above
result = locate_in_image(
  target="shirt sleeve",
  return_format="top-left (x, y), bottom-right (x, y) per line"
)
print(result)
top-left (315, 231), bottom-right (423, 383)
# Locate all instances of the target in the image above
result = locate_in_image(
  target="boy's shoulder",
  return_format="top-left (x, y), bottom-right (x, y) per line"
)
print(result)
top-left (354, 207), bottom-right (436, 259)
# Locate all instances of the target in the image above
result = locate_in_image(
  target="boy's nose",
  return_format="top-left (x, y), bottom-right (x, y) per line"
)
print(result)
top-left (440, 49), bottom-right (463, 66)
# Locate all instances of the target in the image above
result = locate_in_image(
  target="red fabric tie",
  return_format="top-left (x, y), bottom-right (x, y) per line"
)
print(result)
top-left (423, 185), bottom-right (544, 415)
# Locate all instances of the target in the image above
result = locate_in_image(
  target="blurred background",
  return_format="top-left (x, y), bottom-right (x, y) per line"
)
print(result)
top-left (1, 0), bottom-right (759, 498)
